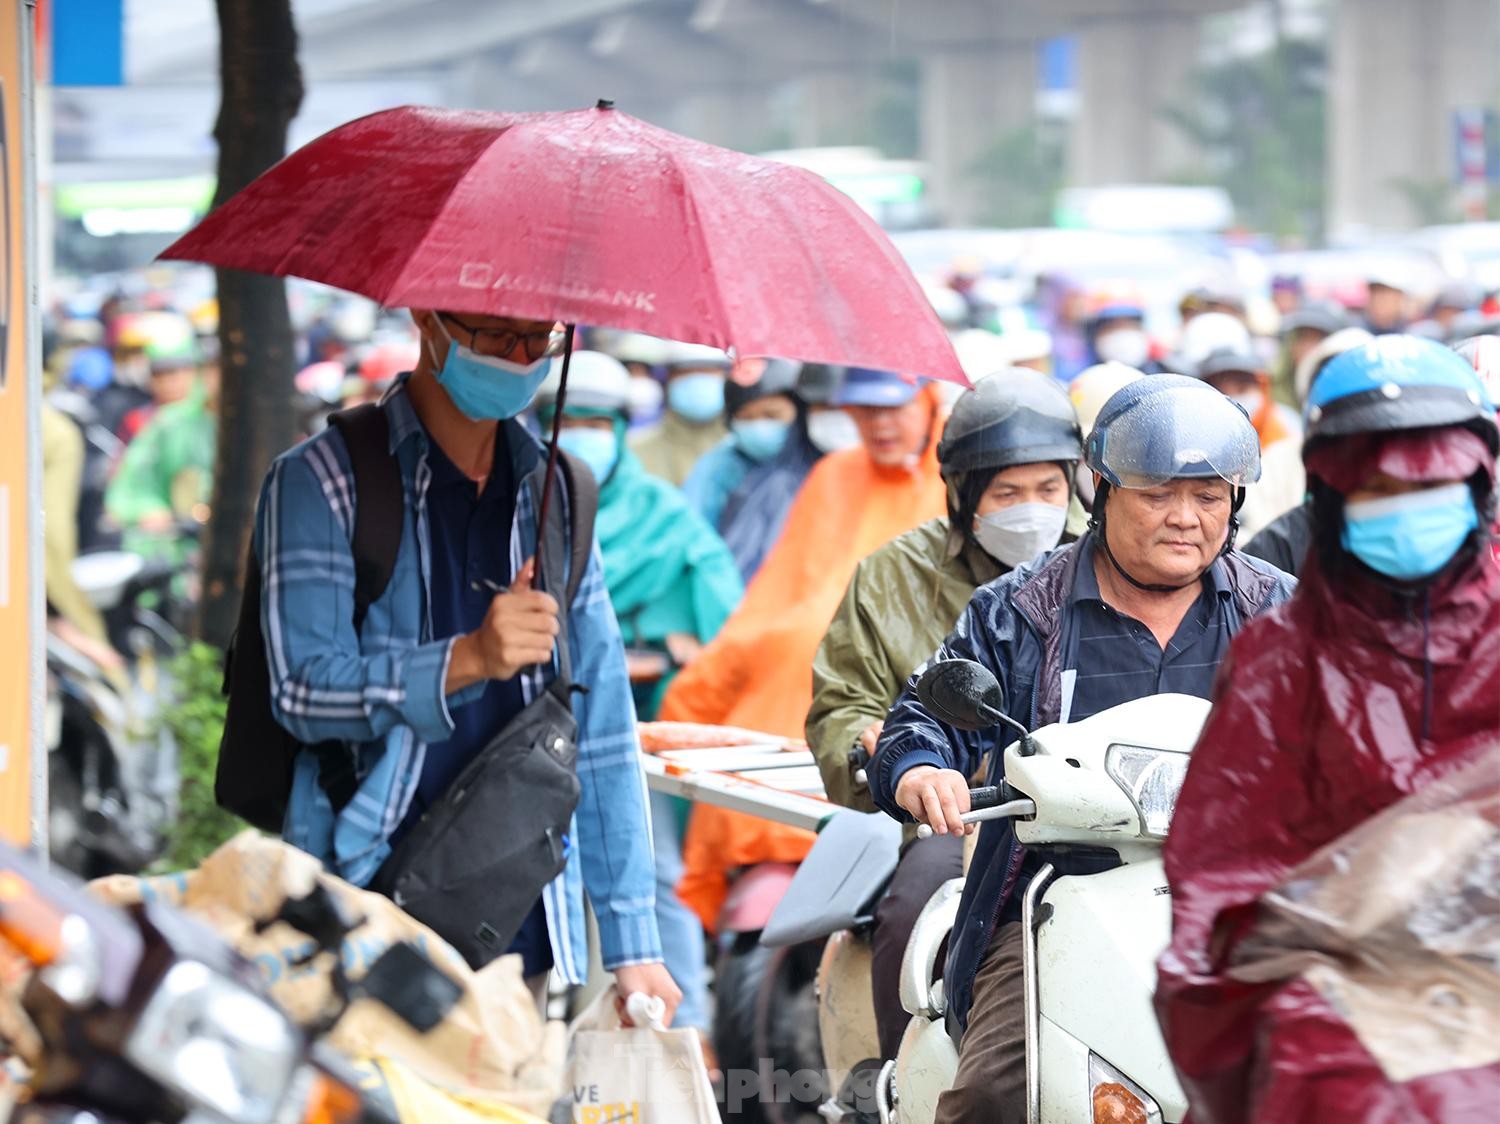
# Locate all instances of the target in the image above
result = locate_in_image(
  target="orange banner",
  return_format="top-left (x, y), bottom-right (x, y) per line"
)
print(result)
top-left (0, 0), bottom-right (37, 847)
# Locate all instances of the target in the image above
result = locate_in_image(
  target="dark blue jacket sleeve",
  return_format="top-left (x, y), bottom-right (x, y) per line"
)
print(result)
top-left (869, 583), bottom-right (1015, 822)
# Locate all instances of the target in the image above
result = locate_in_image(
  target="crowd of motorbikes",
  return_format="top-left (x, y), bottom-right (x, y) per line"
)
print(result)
top-left (29, 465), bottom-right (1217, 1124)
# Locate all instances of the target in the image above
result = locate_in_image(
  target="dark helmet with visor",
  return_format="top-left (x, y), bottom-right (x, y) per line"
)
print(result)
top-left (1084, 375), bottom-right (1262, 589)
top-left (1085, 374), bottom-right (1262, 490)
top-left (938, 369), bottom-right (1083, 555)
top-left (938, 368), bottom-right (1083, 477)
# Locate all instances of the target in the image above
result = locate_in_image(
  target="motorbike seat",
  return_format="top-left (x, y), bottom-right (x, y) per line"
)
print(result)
top-left (760, 809), bottom-right (902, 948)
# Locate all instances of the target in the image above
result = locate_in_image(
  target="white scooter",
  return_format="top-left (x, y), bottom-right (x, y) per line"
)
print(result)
top-left (884, 660), bottom-right (1210, 1124)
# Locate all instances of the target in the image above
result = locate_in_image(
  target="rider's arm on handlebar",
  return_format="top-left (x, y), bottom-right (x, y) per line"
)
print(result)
top-left (867, 591), bottom-right (1014, 824)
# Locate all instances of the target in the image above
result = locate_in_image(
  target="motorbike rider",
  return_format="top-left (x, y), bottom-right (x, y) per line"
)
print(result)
top-left (629, 341), bottom-right (732, 486)
top-left (682, 358), bottom-right (827, 580)
top-left (1157, 334), bottom-right (1500, 1123)
top-left (103, 358), bottom-right (219, 566)
top-left (662, 366), bottom-right (949, 931)
top-left (1086, 296), bottom-right (1167, 373)
top-left (807, 368), bottom-right (1086, 1062)
top-left (869, 375), bottom-right (1297, 1124)
top-left (1362, 270), bottom-right (1409, 335)
top-left (1272, 299), bottom-right (1351, 409)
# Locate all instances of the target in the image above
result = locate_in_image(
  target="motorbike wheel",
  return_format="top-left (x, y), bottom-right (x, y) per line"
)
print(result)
top-left (753, 942), bottom-right (825, 1124)
top-left (712, 935), bottom-right (826, 1124)
top-left (713, 934), bottom-right (772, 1122)
top-left (47, 753), bottom-right (90, 876)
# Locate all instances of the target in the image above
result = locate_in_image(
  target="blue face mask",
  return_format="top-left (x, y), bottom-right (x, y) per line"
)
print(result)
top-left (731, 418), bottom-right (792, 463)
top-left (1341, 482), bottom-right (1479, 581)
top-left (557, 427), bottom-right (619, 485)
top-left (433, 319), bottom-right (551, 421)
top-left (666, 372), bottom-right (725, 423)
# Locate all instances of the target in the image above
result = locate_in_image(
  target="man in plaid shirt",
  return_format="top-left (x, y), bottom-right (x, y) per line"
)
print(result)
top-left (255, 307), bottom-right (678, 1018)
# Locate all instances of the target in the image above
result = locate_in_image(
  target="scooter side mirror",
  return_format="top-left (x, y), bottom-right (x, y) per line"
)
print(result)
top-left (916, 659), bottom-right (1004, 732)
top-left (358, 941), bottom-right (463, 1033)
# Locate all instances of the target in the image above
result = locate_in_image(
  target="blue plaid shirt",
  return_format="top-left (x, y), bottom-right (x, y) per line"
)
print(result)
top-left (253, 378), bottom-right (662, 980)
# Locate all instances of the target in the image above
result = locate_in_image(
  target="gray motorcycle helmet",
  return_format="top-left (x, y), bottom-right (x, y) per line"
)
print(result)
top-left (937, 368), bottom-right (1084, 478)
top-left (724, 358), bottom-right (805, 418)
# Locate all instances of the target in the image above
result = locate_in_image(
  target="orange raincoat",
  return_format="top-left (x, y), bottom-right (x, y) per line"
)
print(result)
top-left (662, 385), bottom-right (950, 928)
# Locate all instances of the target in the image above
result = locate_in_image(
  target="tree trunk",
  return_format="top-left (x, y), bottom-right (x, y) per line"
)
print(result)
top-left (196, 0), bottom-right (304, 648)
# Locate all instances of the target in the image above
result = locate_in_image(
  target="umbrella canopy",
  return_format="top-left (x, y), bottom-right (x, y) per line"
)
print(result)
top-left (162, 103), bottom-right (965, 385)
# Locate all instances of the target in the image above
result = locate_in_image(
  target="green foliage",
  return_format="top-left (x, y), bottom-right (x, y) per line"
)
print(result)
top-left (1162, 36), bottom-right (1327, 240)
top-left (967, 122), bottom-right (1069, 228)
top-left (1389, 177), bottom-right (1465, 227)
top-left (155, 641), bottom-right (244, 872)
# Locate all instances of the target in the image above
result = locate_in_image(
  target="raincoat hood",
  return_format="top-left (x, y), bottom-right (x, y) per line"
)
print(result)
top-left (596, 445), bottom-right (743, 649)
top-left (1156, 537), bottom-right (1500, 1122)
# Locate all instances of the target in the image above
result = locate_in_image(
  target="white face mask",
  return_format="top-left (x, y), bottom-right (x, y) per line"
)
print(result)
top-left (1095, 328), bottom-right (1151, 369)
top-left (807, 409), bottom-right (861, 453)
top-left (972, 502), bottom-right (1068, 568)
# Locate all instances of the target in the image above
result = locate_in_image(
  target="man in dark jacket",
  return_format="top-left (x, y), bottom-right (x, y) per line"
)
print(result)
top-left (870, 376), bottom-right (1297, 1123)
top-left (808, 369), bottom-right (1087, 1061)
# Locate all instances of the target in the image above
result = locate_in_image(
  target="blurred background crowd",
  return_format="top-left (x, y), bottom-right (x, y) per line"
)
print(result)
top-left (32, 0), bottom-right (1500, 1012)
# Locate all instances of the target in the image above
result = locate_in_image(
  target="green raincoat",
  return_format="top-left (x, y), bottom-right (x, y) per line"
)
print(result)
top-left (808, 492), bottom-right (1086, 810)
top-left (597, 444), bottom-right (744, 717)
top-left (104, 383), bottom-right (215, 563)
top-left (808, 518), bottom-right (1004, 811)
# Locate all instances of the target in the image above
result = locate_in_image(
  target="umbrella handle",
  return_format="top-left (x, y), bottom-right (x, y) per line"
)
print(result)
top-left (533, 323), bottom-right (576, 590)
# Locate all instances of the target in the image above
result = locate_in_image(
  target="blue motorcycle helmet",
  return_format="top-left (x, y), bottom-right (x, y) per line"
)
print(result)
top-left (832, 366), bottom-right (921, 408)
top-left (1304, 334), bottom-right (1497, 449)
top-left (1083, 374), bottom-right (1262, 590)
top-left (1302, 335), bottom-right (1499, 582)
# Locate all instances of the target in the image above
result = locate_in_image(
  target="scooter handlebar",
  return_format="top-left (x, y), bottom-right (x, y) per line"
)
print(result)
top-left (915, 794), bottom-right (1037, 839)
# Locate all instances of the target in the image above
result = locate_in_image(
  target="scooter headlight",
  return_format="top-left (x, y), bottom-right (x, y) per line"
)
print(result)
top-left (1088, 1052), bottom-right (1163, 1123)
top-left (125, 960), bottom-right (302, 1123)
top-left (1104, 745), bottom-right (1190, 839)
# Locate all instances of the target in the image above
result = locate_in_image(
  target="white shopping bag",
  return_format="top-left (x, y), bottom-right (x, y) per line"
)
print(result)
top-left (564, 987), bottom-right (718, 1124)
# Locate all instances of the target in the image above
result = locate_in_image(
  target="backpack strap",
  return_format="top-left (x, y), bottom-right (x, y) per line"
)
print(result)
top-left (557, 450), bottom-right (599, 611)
top-left (327, 404), bottom-right (404, 630)
top-left (316, 405), bottom-right (404, 811)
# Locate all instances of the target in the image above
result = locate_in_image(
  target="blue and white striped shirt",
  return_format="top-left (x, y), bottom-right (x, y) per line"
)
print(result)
top-left (253, 377), bottom-right (661, 980)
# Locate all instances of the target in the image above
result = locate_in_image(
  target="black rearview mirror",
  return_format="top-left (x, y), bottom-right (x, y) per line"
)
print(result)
top-left (916, 659), bottom-right (1004, 732)
top-left (360, 941), bottom-right (463, 1033)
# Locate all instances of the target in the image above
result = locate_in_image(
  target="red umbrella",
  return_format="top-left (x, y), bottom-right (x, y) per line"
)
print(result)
top-left (162, 102), bottom-right (964, 384)
top-left (164, 102), bottom-right (967, 564)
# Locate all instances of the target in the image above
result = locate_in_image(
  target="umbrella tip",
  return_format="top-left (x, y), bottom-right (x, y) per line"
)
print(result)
top-left (596, 98), bottom-right (615, 110)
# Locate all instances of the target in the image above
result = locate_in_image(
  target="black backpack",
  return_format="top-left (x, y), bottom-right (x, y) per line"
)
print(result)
top-left (215, 403), bottom-right (598, 833)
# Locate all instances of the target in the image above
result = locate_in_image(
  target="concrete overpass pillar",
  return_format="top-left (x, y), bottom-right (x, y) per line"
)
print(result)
top-left (788, 71), bottom-right (883, 149)
top-left (1070, 6), bottom-right (1201, 186)
top-left (921, 42), bottom-right (1039, 225)
top-left (1327, 0), bottom-right (1499, 237)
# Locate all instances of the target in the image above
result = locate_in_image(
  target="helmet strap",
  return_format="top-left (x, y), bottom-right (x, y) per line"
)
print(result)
top-left (1091, 479), bottom-right (1218, 594)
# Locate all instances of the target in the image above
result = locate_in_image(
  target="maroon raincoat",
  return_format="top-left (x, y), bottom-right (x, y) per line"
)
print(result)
top-left (1155, 525), bottom-right (1500, 1122)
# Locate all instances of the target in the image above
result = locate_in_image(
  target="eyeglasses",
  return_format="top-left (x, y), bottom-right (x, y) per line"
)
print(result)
top-left (441, 314), bottom-right (565, 362)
